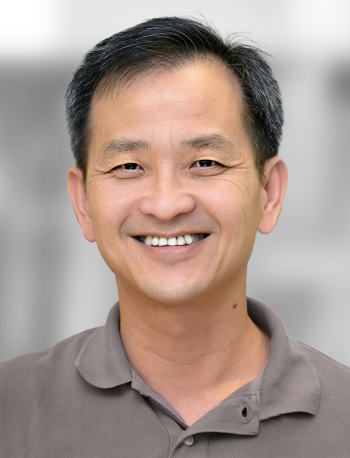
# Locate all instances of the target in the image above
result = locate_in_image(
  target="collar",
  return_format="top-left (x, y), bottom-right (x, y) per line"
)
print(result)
top-left (75, 297), bottom-right (321, 420)
top-left (75, 301), bottom-right (132, 388)
top-left (247, 298), bottom-right (321, 419)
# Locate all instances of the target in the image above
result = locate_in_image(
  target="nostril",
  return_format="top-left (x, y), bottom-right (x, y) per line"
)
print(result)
top-left (241, 406), bottom-right (248, 418)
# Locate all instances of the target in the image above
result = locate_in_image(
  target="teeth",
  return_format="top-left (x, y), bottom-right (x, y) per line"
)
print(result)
top-left (145, 236), bottom-right (153, 246)
top-left (184, 234), bottom-right (193, 244)
top-left (151, 237), bottom-right (159, 246)
top-left (139, 234), bottom-right (207, 246)
top-left (177, 235), bottom-right (185, 245)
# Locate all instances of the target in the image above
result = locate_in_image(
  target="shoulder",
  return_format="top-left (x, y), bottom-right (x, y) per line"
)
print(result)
top-left (0, 327), bottom-right (100, 454)
top-left (0, 327), bottom-right (97, 397)
top-left (300, 341), bottom-right (350, 387)
top-left (298, 341), bottom-right (350, 416)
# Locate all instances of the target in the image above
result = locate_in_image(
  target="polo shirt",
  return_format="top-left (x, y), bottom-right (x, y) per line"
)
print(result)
top-left (1, 297), bottom-right (349, 457)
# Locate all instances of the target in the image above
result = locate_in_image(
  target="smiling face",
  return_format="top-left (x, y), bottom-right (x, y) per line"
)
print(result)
top-left (69, 60), bottom-right (270, 306)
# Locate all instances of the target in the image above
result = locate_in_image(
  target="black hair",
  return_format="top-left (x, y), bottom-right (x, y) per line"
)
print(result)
top-left (65, 16), bottom-right (283, 189)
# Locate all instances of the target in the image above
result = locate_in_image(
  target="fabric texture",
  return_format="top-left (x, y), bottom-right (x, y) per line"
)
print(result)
top-left (0, 297), bottom-right (349, 457)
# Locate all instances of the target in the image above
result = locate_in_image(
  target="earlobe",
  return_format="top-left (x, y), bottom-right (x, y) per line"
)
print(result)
top-left (67, 167), bottom-right (96, 243)
top-left (258, 157), bottom-right (288, 235)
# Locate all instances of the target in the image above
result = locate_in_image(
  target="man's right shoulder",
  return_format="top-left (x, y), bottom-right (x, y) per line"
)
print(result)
top-left (0, 327), bottom-right (98, 397)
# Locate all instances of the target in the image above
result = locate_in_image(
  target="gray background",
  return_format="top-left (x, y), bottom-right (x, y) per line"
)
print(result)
top-left (0, 0), bottom-right (349, 365)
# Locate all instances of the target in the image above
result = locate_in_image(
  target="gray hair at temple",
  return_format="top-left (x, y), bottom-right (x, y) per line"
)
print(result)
top-left (65, 16), bottom-right (284, 190)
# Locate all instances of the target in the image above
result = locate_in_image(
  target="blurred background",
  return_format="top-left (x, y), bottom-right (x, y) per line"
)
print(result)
top-left (0, 0), bottom-right (349, 365)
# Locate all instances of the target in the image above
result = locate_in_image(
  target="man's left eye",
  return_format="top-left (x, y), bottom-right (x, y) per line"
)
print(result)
top-left (192, 160), bottom-right (218, 167)
top-left (121, 163), bottom-right (140, 170)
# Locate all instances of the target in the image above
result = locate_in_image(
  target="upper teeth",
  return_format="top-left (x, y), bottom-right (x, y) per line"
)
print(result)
top-left (140, 234), bottom-right (206, 246)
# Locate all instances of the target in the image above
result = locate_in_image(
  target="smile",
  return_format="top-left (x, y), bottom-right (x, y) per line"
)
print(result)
top-left (133, 233), bottom-right (210, 246)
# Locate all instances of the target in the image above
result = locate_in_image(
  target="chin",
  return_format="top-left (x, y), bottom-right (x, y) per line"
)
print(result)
top-left (139, 280), bottom-right (208, 306)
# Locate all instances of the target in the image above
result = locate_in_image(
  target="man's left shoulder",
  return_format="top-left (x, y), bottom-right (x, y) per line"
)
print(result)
top-left (300, 341), bottom-right (350, 405)
top-left (300, 341), bottom-right (350, 380)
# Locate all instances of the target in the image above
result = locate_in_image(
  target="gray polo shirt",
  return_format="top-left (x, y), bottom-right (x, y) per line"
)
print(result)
top-left (1, 298), bottom-right (349, 457)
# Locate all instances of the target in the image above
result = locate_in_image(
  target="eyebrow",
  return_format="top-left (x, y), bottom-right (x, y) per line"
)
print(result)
top-left (99, 133), bottom-right (236, 161)
top-left (181, 133), bottom-right (235, 153)
top-left (101, 138), bottom-right (150, 157)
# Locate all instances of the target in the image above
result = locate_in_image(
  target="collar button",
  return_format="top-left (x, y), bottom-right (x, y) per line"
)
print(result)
top-left (184, 436), bottom-right (194, 446)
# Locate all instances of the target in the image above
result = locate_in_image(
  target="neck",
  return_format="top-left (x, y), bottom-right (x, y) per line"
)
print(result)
top-left (117, 281), bottom-right (270, 404)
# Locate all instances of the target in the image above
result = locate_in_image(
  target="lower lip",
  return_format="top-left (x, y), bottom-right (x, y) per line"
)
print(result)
top-left (132, 236), bottom-right (210, 256)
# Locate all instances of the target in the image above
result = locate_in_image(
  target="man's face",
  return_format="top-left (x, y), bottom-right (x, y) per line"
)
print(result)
top-left (82, 60), bottom-right (267, 304)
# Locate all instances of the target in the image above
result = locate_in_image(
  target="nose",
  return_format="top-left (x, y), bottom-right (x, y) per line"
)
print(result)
top-left (138, 170), bottom-right (196, 221)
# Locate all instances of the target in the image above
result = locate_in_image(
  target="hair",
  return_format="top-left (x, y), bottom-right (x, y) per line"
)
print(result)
top-left (65, 16), bottom-right (283, 190)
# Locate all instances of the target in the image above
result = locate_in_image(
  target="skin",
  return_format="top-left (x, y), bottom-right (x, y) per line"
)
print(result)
top-left (67, 59), bottom-right (288, 426)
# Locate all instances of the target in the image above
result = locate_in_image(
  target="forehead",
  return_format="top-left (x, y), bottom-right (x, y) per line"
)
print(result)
top-left (88, 61), bottom-right (247, 158)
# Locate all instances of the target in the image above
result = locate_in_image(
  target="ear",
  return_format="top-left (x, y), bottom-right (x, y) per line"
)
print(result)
top-left (67, 167), bottom-right (96, 242)
top-left (258, 157), bottom-right (288, 234)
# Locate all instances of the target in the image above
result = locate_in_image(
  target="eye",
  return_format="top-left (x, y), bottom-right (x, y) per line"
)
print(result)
top-left (192, 160), bottom-right (220, 167)
top-left (110, 162), bottom-right (143, 178)
top-left (119, 163), bottom-right (141, 170)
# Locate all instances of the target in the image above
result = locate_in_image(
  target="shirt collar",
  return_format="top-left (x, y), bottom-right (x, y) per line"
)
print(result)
top-left (74, 301), bottom-right (132, 388)
top-left (248, 298), bottom-right (321, 419)
top-left (75, 297), bottom-right (321, 419)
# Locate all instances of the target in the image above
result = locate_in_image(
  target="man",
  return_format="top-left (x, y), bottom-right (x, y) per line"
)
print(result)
top-left (1, 16), bottom-right (349, 457)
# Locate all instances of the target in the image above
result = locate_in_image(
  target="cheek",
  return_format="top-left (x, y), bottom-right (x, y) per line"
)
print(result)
top-left (89, 183), bottom-right (136, 239)
top-left (214, 180), bottom-right (262, 244)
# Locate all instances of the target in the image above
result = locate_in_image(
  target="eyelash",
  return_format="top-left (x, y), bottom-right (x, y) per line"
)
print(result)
top-left (117, 163), bottom-right (141, 170)
top-left (114, 159), bottom-right (222, 171)
top-left (192, 160), bottom-right (220, 168)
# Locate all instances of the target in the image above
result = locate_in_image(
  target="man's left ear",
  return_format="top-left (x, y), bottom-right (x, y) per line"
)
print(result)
top-left (258, 156), bottom-right (288, 234)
